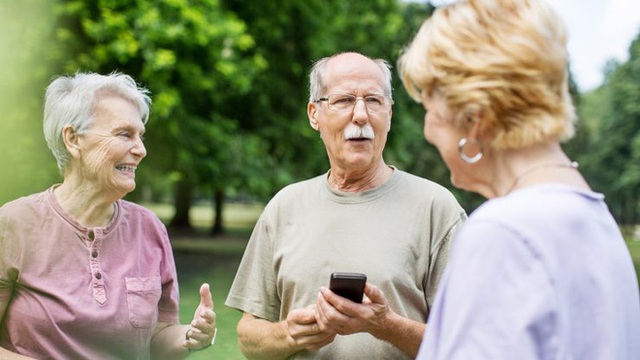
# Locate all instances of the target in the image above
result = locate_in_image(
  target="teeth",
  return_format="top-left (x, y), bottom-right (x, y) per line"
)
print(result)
top-left (116, 165), bottom-right (136, 173)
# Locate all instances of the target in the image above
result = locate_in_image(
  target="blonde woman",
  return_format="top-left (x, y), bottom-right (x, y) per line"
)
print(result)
top-left (398, 0), bottom-right (640, 358)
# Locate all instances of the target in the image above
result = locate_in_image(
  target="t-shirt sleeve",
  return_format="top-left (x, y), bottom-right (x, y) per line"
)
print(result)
top-left (419, 220), bottom-right (558, 359)
top-left (425, 211), bottom-right (466, 309)
top-left (424, 192), bottom-right (467, 309)
top-left (225, 212), bottom-right (281, 322)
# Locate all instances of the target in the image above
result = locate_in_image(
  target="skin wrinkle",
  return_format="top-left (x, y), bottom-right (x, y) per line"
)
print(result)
top-left (309, 54), bottom-right (392, 192)
top-left (55, 96), bottom-right (147, 228)
top-left (0, 73), bottom-right (218, 359)
top-left (74, 97), bottom-right (146, 202)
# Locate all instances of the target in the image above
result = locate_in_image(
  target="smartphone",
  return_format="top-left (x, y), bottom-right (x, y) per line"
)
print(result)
top-left (329, 272), bottom-right (367, 303)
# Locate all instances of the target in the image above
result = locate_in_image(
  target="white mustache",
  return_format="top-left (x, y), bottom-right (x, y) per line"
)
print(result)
top-left (343, 124), bottom-right (375, 140)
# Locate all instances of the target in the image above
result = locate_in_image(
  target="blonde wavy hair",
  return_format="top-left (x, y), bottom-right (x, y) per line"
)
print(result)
top-left (398, 0), bottom-right (576, 150)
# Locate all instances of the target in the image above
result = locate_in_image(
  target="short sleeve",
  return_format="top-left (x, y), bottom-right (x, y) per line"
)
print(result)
top-left (225, 213), bottom-right (280, 321)
top-left (425, 213), bottom-right (465, 309)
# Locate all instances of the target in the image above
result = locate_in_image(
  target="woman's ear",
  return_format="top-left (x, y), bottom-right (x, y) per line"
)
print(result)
top-left (462, 105), bottom-right (491, 141)
top-left (62, 125), bottom-right (81, 157)
top-left (308, 102), bottom-right (319, 131)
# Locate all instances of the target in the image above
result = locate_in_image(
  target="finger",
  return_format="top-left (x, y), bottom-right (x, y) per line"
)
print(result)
top-left (363, 283), bottom-right (385, 305)
top-left (186, 325), bottom-right (216, 349)
top-left (185, 335), bottom-right (207, 350)
top-left (188, 326), bottom-right (210, 340)
top-left (291, 306), bottom-right (317, 324)
top-left (199, 283), bottom-right (214, 310)
top-left (301, 329), bottom-right (334, 345)
top-left (192, 314), bottom-right (216, 332)
top-left (315, 292), bottom-right (329, 326)
top-left (319, 287), bottom-right (356, 313)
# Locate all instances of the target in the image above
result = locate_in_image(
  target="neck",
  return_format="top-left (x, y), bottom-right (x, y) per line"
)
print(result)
top-left (328, 162), bottom-right (393, 192)
top-left (506, 161), bottom-right (579, 195)
top-left (55, 180), bottom-right (117, 228)
top-left (486, 142), bottom-right (589, 198)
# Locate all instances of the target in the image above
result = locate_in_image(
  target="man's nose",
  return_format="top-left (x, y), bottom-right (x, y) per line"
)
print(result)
top-left (352, 98), bottom-right (369, 124)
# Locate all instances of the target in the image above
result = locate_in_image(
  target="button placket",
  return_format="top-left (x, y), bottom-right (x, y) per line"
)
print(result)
top-left (88, 229), bottom-right (107, 304)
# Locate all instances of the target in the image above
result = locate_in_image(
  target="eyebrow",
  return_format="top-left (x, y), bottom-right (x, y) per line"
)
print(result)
top-left (112, 124), bottom-right (146, 134)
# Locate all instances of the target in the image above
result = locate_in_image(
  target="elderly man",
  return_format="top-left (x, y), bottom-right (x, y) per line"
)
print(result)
top-left (225, 52), bottom-right (466, 359)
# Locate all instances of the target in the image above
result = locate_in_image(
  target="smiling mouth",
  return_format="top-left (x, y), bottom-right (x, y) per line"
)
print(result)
top-left (115, 165), bottom-right (137, 173)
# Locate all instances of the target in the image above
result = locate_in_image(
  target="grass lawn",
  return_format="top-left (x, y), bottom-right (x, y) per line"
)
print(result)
top-left (175, 250), bottom-right (245, 359)
top-left (145, 202), bottom-right (258, 359)
top-left (626, 240), bottom-right (640, 290)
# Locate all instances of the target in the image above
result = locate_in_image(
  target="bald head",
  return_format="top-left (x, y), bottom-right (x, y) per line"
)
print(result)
top-left (308, 52), bottom-right (393, 103)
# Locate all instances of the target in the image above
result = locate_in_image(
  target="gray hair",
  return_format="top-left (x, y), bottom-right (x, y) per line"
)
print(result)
top-left (308, 52), bottom-right (393, 103)
top-left (43, 72), bottom-right (151, 173)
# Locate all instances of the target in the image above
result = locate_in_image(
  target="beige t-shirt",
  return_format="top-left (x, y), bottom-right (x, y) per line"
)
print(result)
top-left (226, 169), bottom-right (466, 359)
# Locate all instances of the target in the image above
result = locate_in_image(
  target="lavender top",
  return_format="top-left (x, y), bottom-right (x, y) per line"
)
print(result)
top-left (418, 184), bottom-right (640, 359)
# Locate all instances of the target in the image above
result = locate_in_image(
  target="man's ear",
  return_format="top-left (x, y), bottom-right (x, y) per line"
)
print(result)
top-left (61, 125), bottom-right (81, 157)
top-left (307, 102), bottom-right (319, 131)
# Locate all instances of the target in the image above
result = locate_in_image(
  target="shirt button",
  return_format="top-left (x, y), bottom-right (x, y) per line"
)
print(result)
top-left (88, 230), bottom-right (95, 241)
top-left (95, 272), bottom-right (102, 279)
top-left (92, 251), bottom-right (98, 258)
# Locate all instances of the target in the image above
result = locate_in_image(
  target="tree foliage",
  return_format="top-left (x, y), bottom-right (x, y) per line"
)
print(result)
top-left (53, 0), bottom-right (269, 231)
top-left (579, 33), bottom-right (640, 224)
top-left (4, 0), bottom-right (640, 230)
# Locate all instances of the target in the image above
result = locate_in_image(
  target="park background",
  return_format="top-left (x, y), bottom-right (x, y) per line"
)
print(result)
top-left (1, 1), bottom-right (639, 358)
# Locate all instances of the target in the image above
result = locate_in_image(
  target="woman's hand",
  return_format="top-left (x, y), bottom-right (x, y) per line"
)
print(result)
top-left (184, 283), bottom-right (217, 351)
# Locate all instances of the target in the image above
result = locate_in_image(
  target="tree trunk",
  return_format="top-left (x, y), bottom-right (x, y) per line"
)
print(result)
top-left (211, 188), bottom-right (225, 235)
top-left (170, 176), bottom-right (193, 230)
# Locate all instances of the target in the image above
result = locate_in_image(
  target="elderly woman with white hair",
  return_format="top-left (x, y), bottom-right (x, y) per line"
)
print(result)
top-left (0, 72), bottom-right (217, 359)
top-left (398, 0), bottom-right (640, 358)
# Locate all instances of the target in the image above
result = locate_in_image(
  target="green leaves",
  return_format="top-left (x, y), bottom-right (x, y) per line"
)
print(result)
top-left (7, 0), bottom-right (637, 227)
top-left (579, 33), bottom-right (640, 223)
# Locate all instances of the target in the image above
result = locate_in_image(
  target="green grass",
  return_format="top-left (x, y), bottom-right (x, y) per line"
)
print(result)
top-left (626, 241), bottom-right (640, 290)
top-left (142, 201), bottom-right (264, 230)
top-left (175, 252), bottom-right (245, 359)
top-left (143, 202), bottom-right (259, 359)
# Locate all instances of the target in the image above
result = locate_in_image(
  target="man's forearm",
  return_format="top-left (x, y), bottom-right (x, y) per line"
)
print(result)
top-left (370, 312), bottom-right (425, 358)
top-left (238, 315), bottom-right (302, 360)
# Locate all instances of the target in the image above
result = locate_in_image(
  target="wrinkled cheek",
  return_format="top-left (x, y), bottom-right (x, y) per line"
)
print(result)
top-left (82, 144), bottom-right (114, 184)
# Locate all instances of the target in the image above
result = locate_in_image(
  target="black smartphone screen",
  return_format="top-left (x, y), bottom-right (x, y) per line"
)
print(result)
top-left (329, 272), bottom-right (367, 303)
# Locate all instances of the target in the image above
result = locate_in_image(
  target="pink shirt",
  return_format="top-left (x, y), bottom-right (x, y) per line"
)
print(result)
top-left (0, 186), bottom-right (180, 359)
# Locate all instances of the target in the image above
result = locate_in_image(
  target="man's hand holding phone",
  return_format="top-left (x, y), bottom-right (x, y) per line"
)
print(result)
top-left (316, 272), bottom-right (394, 338)
top-left (283, 305), bottom-right (336, 352)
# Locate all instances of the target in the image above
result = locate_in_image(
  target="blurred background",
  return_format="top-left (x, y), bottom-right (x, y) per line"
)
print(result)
top-left (1, 1), bottom-right (639, 358)
top-left (2, 0), bottom-right (640, 230)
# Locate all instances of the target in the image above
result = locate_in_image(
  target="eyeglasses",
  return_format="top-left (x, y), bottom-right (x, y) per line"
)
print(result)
top-left (316, 94), bottom-right (393, 113)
